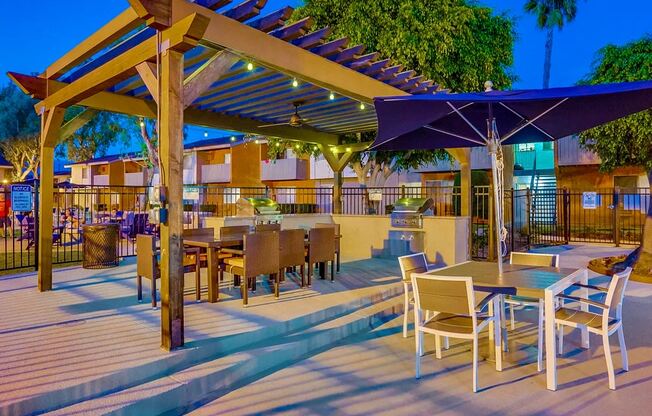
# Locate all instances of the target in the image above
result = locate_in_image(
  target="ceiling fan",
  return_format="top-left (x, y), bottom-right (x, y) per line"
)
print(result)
top-left (259, 101), bottom-right (310, 128)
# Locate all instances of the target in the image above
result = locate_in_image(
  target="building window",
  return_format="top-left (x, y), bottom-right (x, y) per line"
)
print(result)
top-left (81, 167), bottom-right (88, 179)
top-left (542, 141), bottom-right (554, 151)
top-left (517, 143), bottom-right (535, 152)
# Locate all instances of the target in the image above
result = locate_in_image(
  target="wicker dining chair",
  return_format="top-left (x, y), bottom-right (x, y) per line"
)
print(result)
top-left (255, 223), bottom-right (281, 232)
top-left (556, 267), bottom-right (632, 390)
top-left (223, 231), bottom-right (280, 306)
top-left (412, 273), bottom-right (502, 392)
top-left (218, 225), bottom-right (250, 285)
top-left (306, 227), bottom-right (336, 286)
top-left (506, 252), bottom-right (559, 371)
top-left (315, 223), bottom-right (341, 272)
top-left (136, 234), bottom-right (201, 307)
top-left (279, 229), bottom-right (306, 286)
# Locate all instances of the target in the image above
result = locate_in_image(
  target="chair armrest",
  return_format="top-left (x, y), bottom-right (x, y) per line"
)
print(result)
top-left (571, 283), bottom-right (609, 293)
top-left (221, 248), bottom-right (244, 255)
top-left (556, 294), bottom-right (608, 309)
top-left (475, 293), bottom-right (499, 313)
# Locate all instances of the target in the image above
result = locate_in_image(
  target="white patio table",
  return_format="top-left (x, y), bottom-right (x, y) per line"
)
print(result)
top-left (427, 260), bottom-right (589, 391)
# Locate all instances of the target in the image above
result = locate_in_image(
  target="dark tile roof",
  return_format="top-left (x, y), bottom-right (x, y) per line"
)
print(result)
top-left (184, 135), bottom-right (245, 150)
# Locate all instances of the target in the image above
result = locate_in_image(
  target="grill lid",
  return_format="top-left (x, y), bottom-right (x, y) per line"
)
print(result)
top-left (236, 197), bottom-right (281, 216)
top-left (392, 197), bottom-right (434, 214)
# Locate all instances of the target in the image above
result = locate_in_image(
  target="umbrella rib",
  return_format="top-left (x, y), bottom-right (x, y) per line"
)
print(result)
top-left (498, 103), bottom-right (555, 141)
top-left (423, 125), bottom-right (486, 146)
top-left (500, 98), bottom-right (568, 142)
top-left (446, 102), bottom-right (487, 142)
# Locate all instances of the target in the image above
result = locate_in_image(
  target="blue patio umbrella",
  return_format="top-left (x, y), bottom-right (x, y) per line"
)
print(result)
top-left (371, 80), bottom-right (652, 273)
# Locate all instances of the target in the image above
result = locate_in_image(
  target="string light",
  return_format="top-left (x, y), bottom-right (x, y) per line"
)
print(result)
top-left (139, 120), bottom-right (145, 127)
top-left (204, 131), bottom-right (208, 138)
top-left (295, 144), bottom-right (300, 149)
top-left (230, 136), bottom-right (237, 142)
top-left (254, 139), bottom-right (260, 144)
top-left (346, 147), bottom-right (352, 152)
top-left (292, 78), bottom-right (299, 88)
top-left (329, 92), bottom-right (335, 100)
top-left (359, 102), bottom-right (366, 110)
top-left (246, 62), bottom-right (254, 71)
top-left (275, 142), bottom-right (281, 147)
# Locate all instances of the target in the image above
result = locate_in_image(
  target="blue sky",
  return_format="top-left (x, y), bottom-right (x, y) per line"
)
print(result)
top-left (0, 0), bottom-right (649, 152)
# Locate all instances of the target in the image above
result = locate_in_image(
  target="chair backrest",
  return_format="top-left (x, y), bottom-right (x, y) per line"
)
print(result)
top-left (510, 252), bottom-right (559, 268)
top-left (183, 227), bottom-right (215, 239)
top-left (398, 253), bottom-right (428, 283)
top-left (308, 227), bottom-right (335, 263)
top-left (255, 223), bottom-right (281, 233)
top-left (412, 273), bottom-right (476, 318)
top-left (220, 225), bottom-right (251, 239)
top-left (136, 234), bottom-right (157, 280)
top-left (279, 229), bottom-right (305, 268)
top-left (605, 267), bottom-right (632, 319)
top-left (243, 231), bottom-right (279, 277)
top-left (315, 223), bottom-right (340, 250)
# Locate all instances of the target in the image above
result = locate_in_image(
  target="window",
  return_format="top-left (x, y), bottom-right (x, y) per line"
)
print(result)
top-left (542, 141), bottom-right (554, 151)
top-left (224, 153), bottom-right (231, 164)
top-left (223, 187), bottom-right (240, 204)
top-left (81, 167), bottom-right (88, 179)
top-left (517, 143), bottom-right (535, 152)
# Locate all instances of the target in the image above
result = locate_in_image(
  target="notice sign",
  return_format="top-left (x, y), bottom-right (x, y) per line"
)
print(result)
top-left (183, 186), bottom-right (200, 201)
top-left (11, 185), bottom-right (33, 212)
top-left (582, 192), bottom-right (597, 209)
top-left (368, 189), bottom-right (383, 201)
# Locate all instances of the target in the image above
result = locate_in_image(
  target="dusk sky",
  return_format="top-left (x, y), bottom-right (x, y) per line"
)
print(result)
top-left (0, 0), bottom-right (649, 147)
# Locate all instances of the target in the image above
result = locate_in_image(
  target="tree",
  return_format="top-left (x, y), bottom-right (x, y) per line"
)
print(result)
top-left (524, 0), bottom-right (578, 89)
top-left (57, 108), bottom-right (133, 162)
top-left (578, 36), bottom-right (652, 277)
top-left (267, 0), bottom-right (514, 204)
top-left (0, 135), bottom-right (40, 181)
top-left (0, 83), bottom-right (39, 140)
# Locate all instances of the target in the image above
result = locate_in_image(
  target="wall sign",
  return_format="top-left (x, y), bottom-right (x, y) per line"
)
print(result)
top-left (11, 185), bottom-right (33, 212)
top-left (183, 186), bottom-right (200, 201)
top-left (368, 189), bottom-right (383, 201)
top-left (582, 192), bottom-right (597, 209)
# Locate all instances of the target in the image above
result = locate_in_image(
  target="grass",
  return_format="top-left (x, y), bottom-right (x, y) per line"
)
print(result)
top-left (0, 250), bottom-right (82, 276)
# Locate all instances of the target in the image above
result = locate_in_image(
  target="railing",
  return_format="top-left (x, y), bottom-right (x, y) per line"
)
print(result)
top-left (341, 186), bottom-right (461, 216)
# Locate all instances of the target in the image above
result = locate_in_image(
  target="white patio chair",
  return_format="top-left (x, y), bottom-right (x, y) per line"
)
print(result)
top-left (412, 273), bottom-right (502, 392)
top-left (555, 267), bottom-right (631, 390)
top-left (506, 252), bottom-right (559, 371)
top-left (398, 253), bottom-right (432, 338)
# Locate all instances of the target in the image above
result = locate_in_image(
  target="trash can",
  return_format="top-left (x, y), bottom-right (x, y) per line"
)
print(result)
top-left (83, 223), bottom-right (120, 269)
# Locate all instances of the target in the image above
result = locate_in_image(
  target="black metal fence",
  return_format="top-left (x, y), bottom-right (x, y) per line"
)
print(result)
top-left (0, 183), bottom-right (647, 273)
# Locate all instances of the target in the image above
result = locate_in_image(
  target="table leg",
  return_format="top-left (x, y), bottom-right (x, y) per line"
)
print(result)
top-left (493, 296), bottom-right (503, 372)
top-left (544, 288), bottom-right (557, 391)
top-left (488, 299), bottom-right (495, 362)
top-left (319, 262), bottom-right (325, 279)
top-left (207, 248), bottom-right (219, 303)
top-left (580, 269), bottom-right (590, 349)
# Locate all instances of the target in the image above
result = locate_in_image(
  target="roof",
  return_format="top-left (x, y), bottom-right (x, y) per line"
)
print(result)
top-left (54, 168), bottom-right (72, 176)
top-left (64, 152), bottom-right (143, 167)
top-left (184, 135), bottom-right (245, 151)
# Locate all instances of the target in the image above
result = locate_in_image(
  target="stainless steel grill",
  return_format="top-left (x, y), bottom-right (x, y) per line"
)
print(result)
top-left (390, 197), bottom-right (434, 229)
top-left (236, 197), bottom-right (283, 224)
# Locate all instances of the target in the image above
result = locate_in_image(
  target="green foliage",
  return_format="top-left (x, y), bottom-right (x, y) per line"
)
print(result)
top-left (578, 36), bottom-right (652, 172)
top-left (293, 0), bottom-right (515, 92)
top-left (524, 0), bottom-right (578, 30)
top-left (0, 83), bottom-right (39, 140)
top-left (57, 108), bottom-right (134, 162)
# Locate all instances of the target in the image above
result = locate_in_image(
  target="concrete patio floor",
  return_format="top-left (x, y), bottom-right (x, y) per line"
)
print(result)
top-left (2, 244), bottom-right (651, 415)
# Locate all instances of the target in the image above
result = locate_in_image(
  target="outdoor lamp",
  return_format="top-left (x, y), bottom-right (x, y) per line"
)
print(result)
top-left (292, 78), bottom-right (299, 87)
top-left (329, 92), bottom-right (335, 100)
top-left (359, 103), bottom-right (366, 110)
top-left (246, 62), bottom-right (254, 71)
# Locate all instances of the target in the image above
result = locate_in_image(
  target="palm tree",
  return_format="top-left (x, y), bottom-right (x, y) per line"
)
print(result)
top-left (524, 0), bottom-right (578, 88)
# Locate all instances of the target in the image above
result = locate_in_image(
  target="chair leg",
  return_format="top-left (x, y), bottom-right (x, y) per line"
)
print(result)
top-left (300, 264), bottom-right (305, 287)
top-left (558, 325), bottom-right (564, 355)
top-left (242, 276), bottom-right (248, 306)
top-left (537, 301), bottom-right (544, 372)
top-left (510, 303), bottom-right (516, 330)
top-left (137, 275), bottom-right (143, 302)
top-left (307, 263), bottom-right (312, 287)
top-left (336, 251), bottom-right (340, 272)
top-left (151, 277), bottom-right (157, 309)
top-left (274, 273), bottom-right (280, 298)
top-left (195, 263), bottom-right (201, 303)
top-left (251, 277), bottom-right (256, 292)
top-left (403, 282), bottom-right (409, 338)
top-left (415, 329), bottom-right (421, 379)
top-left (444, 337), bottom-right (449, 350)
top-left (500, 297), bottom-right (509, 352)
top-left (435, 335), bottom-right (442, 359)
top-left (330, 259), bottom-right (335, 282)
top-left (472, 335), bottom-right (479, 393)
top-left (618, 325), bottom-right (629, 371)
top-left (603, 333), bottom-right (616, 390)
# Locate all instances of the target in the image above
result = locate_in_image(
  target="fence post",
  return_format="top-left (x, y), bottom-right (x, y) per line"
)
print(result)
top-left (488, 185), bottom-right (495, 261)
top-left (526, 188), bottom-right (532, 249)
top-left (563, 188), bottom-right (570, 244)
top-left (510, 189), bottom-right (515, 253)
top-left (613, 187), bottom-right (621, 247)
top-left (400, 184), bottom-right (406, 198)
top-left (34, 183), bottom-right (39, 272)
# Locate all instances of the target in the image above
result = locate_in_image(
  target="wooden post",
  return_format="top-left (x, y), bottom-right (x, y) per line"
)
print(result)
top-left (38, 108), bottom-right (65, 291)
top-left (333, 171), bottom-right (343, 214)
top-left (159, 49), bottom-right (185, 351)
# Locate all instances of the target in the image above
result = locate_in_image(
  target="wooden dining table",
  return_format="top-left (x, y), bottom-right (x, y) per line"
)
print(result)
top-left (427, 260), bottom-right (589, 391)
top-left (182, 235), bottom-right (243, 303)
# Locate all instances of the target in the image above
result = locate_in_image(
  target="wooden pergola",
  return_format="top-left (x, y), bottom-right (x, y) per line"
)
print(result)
top-left (9, 0), bottom-right (473, 350)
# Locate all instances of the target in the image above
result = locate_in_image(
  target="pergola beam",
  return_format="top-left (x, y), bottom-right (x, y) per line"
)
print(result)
top-left (127, 0), bottom-right (172, 30)
top-left (35, 12), bottom-right (209, 113)
top-left (11, 72), bottom-right (339, 145)
top-left (59, 109), bottom-right (99, 140)
top-left (183, 50), bottom-right (238, 107)
top-left (172, 0), bottom-right (409, 103)
top-left (135, 62), bottom-right (159, 103)
top-left (42, 8), bottom-right (142, 79)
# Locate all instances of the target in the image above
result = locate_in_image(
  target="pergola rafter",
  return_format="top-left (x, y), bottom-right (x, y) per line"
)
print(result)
top-left (10, 0), bottom-right (446, 351)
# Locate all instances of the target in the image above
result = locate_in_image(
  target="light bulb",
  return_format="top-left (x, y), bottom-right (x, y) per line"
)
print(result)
top-left (329, 92), bottom-right (335, 100)
top-left (246, 62), bottom-right (254, 71)
top-left (295, 144), bottom-right (300, 149)
top-left (139, 121), bottom-right (145, 127)
top-left (204, 131), bottom-right (208, 137)
top-left (230, 136), bottom-right (236, 142)
top-left (346, 147), bottom-right (352, 152)
top-left (275, 142), bottom-right (280, 147)
top-left (359, 103), bottom-right (366, 110)
top-left (292, 78), bottom-right (298, 88)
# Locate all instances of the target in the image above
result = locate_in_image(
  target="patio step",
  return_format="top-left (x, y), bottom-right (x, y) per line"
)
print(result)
top-left (3, 284), bottom-right (402, 416)
top-left (45, 297), bottom-right (404, 416)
